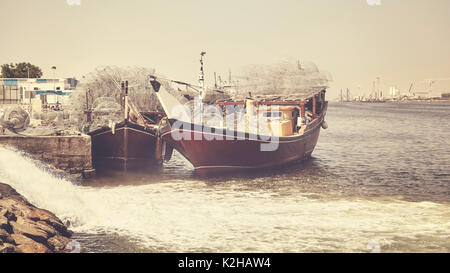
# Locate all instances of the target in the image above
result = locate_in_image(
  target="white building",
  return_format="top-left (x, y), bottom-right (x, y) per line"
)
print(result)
top-left (389, 86), bottom-right (400, 98)
top-left (0, 78), bottom-right (78, 110)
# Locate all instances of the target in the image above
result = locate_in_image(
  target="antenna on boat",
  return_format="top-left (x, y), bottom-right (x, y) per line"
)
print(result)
top-left (124, 80), bottom-right (129, 120)
top-left (121, 81), bottom-right (125, 113)
top-left (199, 51), bottom-right (206, 99)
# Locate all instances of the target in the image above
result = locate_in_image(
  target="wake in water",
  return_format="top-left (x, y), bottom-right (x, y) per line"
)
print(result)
top-left (0, 146), bottom-right (449, 252)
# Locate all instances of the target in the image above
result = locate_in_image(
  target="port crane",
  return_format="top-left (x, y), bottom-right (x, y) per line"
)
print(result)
top-left (421, 78), bottom-right (450, 94)
top-left (407, 78), bottom-right (450, 97)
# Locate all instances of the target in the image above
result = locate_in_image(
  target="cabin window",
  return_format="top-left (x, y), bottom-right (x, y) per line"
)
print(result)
top-left (262, 111), bottom-right (282, 118)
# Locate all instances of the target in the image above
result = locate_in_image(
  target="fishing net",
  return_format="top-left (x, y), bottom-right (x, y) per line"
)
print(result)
top-left (0, 106), bottom-right (30, 132)
top-left (231, 60), bottom-right (332, 101)
top-left (60, 62), bottom-right (331, 132)
top-left (88, 97), bottom-right (123, 130)
top-left (80, 66), bottom-right (163, 112)
top-left (63, 66), bottom-right (170, 131)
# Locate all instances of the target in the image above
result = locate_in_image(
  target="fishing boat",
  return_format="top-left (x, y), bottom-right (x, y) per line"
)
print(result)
top-left (149, 55), bottom-right (328, 176)
top-left (88, 81), bottom-right (166, 171)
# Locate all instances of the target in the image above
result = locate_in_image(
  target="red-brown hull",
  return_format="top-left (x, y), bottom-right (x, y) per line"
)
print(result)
top-left (161, 103), bottom-right (327, 176)
top-left (89, 121), bottom-right (161, 171)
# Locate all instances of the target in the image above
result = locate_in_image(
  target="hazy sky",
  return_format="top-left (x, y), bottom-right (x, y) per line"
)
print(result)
top-left (1, 0), bottom-right (449, 98)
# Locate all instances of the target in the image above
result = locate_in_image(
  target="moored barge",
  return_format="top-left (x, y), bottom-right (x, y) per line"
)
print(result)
top-left (88, 81), bottom-right (166, 171)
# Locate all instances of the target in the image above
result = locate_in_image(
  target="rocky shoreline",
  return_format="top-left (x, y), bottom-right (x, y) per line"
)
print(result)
top-left (0, 182), bottom-right (72, 253)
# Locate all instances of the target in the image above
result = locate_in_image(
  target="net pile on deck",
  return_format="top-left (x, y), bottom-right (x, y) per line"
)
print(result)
top-left (89, 97), bottom-right (123, 130)
top-left (217, 88), bottom-right (327, 103)
top-left (228, 60), bottom-right (331, 101)
top-left (81, 66), bottom-right (163, 112)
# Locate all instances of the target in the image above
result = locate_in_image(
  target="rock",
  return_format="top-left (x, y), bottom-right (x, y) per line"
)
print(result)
top-left (69, 167), bottom-right (84, 174)
top-left (0, 228), bottom-right (15, 244)
top-left (26, 207), bottom-right (55, 222)
top-left (0, 183), bottom-right (16, 197)
top-left (40, 216), bottom-right (72, 238)
top-left (0, 182), bottom-right (73, 253)
top-left (0, 228), bottom-right (10, 238)
top-left (0, 226), bottom-right (14, 246)
top-left (10, 234), bottom-right (51, 253)
top-left (1, 198), bottom-right (29, 219)
top-left (0, 214), bottom-right (8, 227)
top-left (68, 173), bottom-right (83, 182)
top-left (0, 214), bottom-right (12, 234)
top-left (10, 218), bottom-right (54, 243)
top-left (0, 243), bottom-right (16, 253)
top-left (47, 235), bottom-right (71, 252)
top-left (83, 168), bottom-right (96, 179)
top-left (0, 183), bottom-right (29, 203)
top-left (35, 221), bottom-right (58, 237)
top-left (4, 210), bottom-right (17, 222)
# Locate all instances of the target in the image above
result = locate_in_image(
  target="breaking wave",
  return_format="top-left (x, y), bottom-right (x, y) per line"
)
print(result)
top-left (0, 147), bottom-right (448, 252)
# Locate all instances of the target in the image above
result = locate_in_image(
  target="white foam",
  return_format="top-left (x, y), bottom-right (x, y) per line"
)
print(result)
top-left (0, 147), bottom-right (448, 252)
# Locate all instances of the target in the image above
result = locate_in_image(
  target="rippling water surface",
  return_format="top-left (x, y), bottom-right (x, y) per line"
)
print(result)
top-left (0, 102), bottom-right (449, 252)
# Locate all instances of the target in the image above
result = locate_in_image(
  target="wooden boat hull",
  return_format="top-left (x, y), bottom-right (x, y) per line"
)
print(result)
top-left (161, 103), bottom-right (327, 176)
top-left (88, 120), bottom-right (161, 171)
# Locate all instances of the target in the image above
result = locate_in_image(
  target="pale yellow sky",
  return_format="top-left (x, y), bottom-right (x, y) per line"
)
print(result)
top-left (1, 0), bottom-right (450, 98)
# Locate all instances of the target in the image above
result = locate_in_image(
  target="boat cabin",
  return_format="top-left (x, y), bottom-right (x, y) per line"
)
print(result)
top-left (215, 89), bottom-right (326, 137)
top-left (256, 106), bottom-right (298, 137)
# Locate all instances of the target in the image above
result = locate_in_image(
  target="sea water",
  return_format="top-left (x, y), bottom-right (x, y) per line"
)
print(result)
top-left (0, 102), bottom-right (449, 252)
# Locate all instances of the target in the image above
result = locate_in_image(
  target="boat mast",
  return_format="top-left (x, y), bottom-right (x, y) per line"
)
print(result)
top-left (376, 77), bottom-right (381, 100)
top-left (214, 72), bottom-right (217, 88)
top-left (124, 80), bottom-right (129, 120)
top-left (121, 81), bottom-right (125, 113)
top-left (199, 51), bottom-right (206, 99)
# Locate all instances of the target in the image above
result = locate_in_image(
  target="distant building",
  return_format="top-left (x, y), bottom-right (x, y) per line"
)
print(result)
top-left (0, 78), bottom-right (78, 109)
top-left (442, 93), bottom-right (450, 100)
top-left (389, 86), bottom-right (400, 98)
